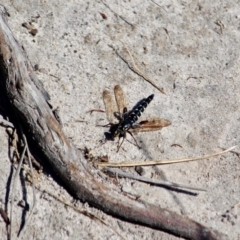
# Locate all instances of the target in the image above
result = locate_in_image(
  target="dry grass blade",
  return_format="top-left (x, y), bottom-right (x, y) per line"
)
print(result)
top-left (10, 143), bottom-right (27, 239)
top-left (114, 85), bottom-right (126, 114)
top-left (18, 134), bottom-right (36, 237)
top-left (104, 167), bottom-right (206, 192)
top-left (98, 146), bottom-right (236, 167)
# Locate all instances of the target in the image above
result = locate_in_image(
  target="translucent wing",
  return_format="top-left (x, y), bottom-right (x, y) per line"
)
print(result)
top-left (114, 85), bottom-right (127, 114)
top-left (103, 90), bottom-right (116, 123)
top-left (131, 118), bottom-right (171, 132)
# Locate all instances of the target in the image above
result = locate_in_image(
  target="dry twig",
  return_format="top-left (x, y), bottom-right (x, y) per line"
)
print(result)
top-left (149, 0), bottom-right (168, 12)
top-left (109, 42), bottom-right (166, 94)
top-left (101, 1), bottom-right (135, 28)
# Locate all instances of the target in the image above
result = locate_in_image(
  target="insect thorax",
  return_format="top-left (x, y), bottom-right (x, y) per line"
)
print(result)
top-left (113, 122), bottom-right (130, 138)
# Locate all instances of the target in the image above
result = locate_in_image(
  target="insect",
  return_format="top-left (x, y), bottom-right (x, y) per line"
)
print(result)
top-left (100, 85), bottom-right (171, 152)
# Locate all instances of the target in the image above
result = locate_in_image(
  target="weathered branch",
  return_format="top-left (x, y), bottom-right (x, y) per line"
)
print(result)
top-left (0, 5), bottom-right (229, 240)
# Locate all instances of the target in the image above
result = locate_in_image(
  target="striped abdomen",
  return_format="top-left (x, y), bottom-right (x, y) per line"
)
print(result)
top-left (121, 94), bottom-right (154, 129)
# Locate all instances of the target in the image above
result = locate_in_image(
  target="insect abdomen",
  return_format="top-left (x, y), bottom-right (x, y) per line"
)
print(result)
top-left (124, 94), bottom-right (154, 127)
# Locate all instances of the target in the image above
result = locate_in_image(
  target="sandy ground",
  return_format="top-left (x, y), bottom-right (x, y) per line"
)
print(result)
top-left (0, 0), bottom-right (240, 239)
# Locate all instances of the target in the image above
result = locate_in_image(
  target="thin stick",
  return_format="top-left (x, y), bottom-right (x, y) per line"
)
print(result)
top-left (104, 167), bottom-right (206, 192)
top-left (98, 146), bottom-right (236, 167)
top-left (150, 0), bottom-right (168, 12)
top-left (101, 0), bottom-right (135, 28)
top-left (119, 41), bottom-right (165, 94)
top-left (18, 134), bottom-right (36, 237)
top-left (10, 143), bottom-right (27, 239)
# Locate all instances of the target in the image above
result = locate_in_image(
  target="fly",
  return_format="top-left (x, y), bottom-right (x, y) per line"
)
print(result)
top-left (101, 85), bottom-right (171, 152)
top-left (113, 94), bottom-right (154, 137)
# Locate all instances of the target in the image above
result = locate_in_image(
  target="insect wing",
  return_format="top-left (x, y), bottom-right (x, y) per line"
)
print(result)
top-left (114, 85), bottom-right (127, 114)
top-left (103, 90), bottom-right (116, 123)
top-left (131, 118), bottom-right (171, 132)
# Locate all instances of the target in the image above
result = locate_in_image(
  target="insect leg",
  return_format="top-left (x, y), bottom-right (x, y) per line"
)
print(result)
top-left (117, 137), bottom-right (125, 152)
top-left (99, 137), bottom-right (107, 146)
top-left (113, 112), bottom-right (123, 121)
top-left (127, 130), bottom-right (141, 149)
top-left (86, 109), bottom-right (105, 114)
top-left (97, 123), bottom-right (114, 127)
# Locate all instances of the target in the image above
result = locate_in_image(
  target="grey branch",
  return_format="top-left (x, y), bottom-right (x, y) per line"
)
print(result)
top-left (104, 167), bottom-right (206, 192)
